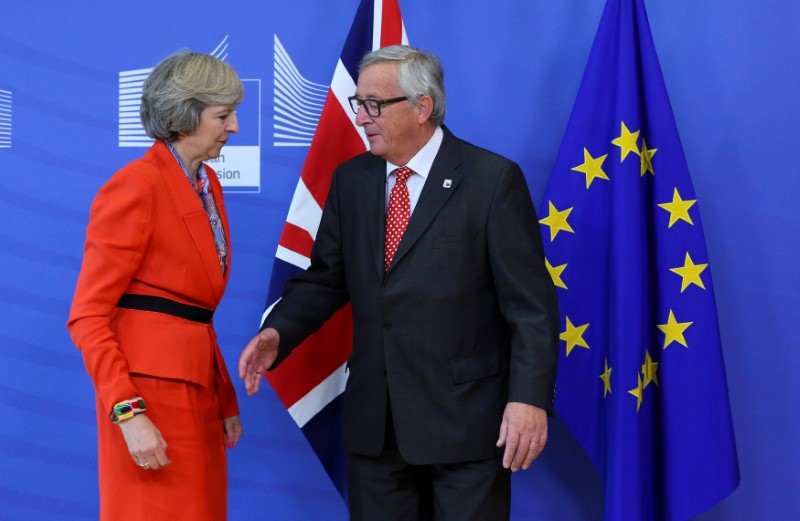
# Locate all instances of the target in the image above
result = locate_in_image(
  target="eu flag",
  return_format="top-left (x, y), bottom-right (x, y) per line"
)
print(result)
top-left (539, 0), bottom-right (740, 519)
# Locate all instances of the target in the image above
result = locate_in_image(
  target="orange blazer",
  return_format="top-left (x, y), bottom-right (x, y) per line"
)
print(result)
top-left (68, 141), bottom-right (238, 419)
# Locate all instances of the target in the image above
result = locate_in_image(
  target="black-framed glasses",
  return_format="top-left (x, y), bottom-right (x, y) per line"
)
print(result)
top-left (348, 96), bottom-right (408, 117)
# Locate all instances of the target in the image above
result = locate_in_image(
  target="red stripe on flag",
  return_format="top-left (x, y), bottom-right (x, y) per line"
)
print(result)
top-left (278, 222), bottom-right (315, 259)
top-left (380, 0), bottom-right (403, 47)
top-left (301, 91), bottom-right (366, 208)
top-left (266, 305), bottom-right (353, 408)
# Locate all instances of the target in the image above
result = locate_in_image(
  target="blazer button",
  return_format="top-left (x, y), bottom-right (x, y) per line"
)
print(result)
top-left (382, 322), bottom-right (392, 331)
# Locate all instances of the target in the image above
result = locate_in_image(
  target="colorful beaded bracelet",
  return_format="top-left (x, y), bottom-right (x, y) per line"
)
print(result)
top-left (109, 397), bottom-right (146, 424)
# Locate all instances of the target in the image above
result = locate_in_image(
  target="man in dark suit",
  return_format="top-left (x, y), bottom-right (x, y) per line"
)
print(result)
top-left (239, 45), bottom-right (559, 520)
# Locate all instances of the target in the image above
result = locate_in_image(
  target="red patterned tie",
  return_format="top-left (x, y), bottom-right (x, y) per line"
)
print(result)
top-left (384, 166), bottom-right (413, 271)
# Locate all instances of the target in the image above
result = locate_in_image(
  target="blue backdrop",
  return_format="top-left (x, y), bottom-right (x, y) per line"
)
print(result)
top-left (1, 1), bottom-right (797, 519)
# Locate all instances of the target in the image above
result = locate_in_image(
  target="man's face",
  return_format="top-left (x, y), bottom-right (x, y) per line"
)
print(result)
top-left (354, 63), bottom-right (420, 165)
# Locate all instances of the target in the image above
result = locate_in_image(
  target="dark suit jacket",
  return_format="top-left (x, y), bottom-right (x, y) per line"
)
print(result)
top-left (266, 127), bottom-right (558, 464)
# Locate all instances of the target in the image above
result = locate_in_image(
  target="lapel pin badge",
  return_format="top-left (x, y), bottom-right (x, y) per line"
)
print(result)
top-left (443, 179), bottom-right (452, 188)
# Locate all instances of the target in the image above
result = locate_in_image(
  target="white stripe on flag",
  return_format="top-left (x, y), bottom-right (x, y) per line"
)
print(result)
top-left (372, 0), bottom-right (384, 50)
top-left (331, 59), bottom-right (368, 149)
top-left (285, 178), bottom-right (324, 240)
top-left (288, 362), bottom-right (349, 427)
top-left (260, 297), bottom-right (280, 326)
top-left (275, 245), bottom-right (311, 270)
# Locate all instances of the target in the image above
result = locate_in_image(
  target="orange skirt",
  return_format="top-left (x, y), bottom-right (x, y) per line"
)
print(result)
top-left (96, 372), bottom-right (227, 521)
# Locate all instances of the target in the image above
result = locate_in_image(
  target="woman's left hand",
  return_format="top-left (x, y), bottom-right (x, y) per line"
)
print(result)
top-left (223, 416), bottom-right (243, 449)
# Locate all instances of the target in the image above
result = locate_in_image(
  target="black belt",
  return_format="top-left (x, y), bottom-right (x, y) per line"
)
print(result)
top-left (116, 294), bottom-right (214, 324)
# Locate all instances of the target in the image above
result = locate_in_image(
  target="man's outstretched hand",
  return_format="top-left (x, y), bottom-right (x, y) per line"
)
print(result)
top-left (238, 328), bottom-right (280, 396)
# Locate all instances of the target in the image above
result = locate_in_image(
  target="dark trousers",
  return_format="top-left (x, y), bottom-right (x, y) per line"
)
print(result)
top-left (347, 404), bottom-right (511, 521)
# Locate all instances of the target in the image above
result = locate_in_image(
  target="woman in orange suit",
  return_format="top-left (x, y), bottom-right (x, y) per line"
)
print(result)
top-left (68, 51), bottom-right (244, 520)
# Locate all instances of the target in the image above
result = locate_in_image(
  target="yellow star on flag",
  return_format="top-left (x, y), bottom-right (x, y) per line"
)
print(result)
top-left (539, 201), bottom-right (575, 242)
top-left (640, 138), bottom-right (657, 176)
top-left (658, 187), bottom-right (696, 227)
top-left (657, 310), bottom-right (693, 349)
top-left (545, 258), bottom-right (568, 289)
top-left (600, 358), bottom-right (612, 398)
top-left (571, 148), bottom-right (610, 188)
top-left (670, 252), bottom-right (708, 292)
top-left (628, 372), bottom-right (644, 412)
top-left (641, 350), bottom-right (660, 388)
top-left (560, 317), bottom-right (590, 356)
top-left (611, 121), bottom-right (640, 162)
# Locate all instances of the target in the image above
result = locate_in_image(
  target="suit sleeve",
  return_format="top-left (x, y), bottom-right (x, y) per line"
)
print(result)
top-left (487, 162), bottom-right (560, 412)
top-left (264, 168), bottom-right (351, 366)
top-left (67, 169), bottom-right (153, 414)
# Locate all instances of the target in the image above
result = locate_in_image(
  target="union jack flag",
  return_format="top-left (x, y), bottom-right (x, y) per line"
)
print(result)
top-left (261, 0), bottom-right (407, 499)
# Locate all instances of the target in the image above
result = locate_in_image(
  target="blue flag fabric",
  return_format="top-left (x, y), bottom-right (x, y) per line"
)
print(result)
top-left (539, 0), bottom-right (740, 519)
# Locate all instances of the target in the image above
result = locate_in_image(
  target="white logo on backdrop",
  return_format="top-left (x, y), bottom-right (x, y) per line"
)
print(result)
top-left (0, 89), bottom-right (11, 148)
top-left (117, 36), bottom-right (262, 193)
top-left (118, 36), bottom-right (231, 147)
top-left (273, 35), bottom-right (327, 147)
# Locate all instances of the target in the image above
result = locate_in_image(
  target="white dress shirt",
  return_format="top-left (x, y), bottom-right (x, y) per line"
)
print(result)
top-left (385, 126), bottom-right (444, 214)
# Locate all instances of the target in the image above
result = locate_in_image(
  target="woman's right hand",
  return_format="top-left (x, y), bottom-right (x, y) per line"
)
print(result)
top-left (118, 414), bottom-right (171, 470)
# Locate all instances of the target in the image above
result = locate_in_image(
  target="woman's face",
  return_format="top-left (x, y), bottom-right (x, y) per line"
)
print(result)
top-left (178, 104), bottom-right (239, 162)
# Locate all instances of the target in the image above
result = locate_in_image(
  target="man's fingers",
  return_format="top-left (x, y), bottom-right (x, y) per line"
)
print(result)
top-left (512, 440), bottom-right (527, 472)
top-left (245, 370), bottom-right (263, 396)
top-left (239, 343), bottom-right (256, 379)
top-left (521, 439), bottom-right (545, 470)
top-left (504, 435), bottom-right (547, 472)
top-left (496, 418), bottom-right (508, 447)
top-left (502, 435), bottom-right (519, 469)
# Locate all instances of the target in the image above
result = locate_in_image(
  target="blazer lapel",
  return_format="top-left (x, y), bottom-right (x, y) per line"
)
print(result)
top-left (153, 143), bottom-right (226, 302)
top-left (389, 129), bottom-right (463, 272)
top-left (204, 164), bottom-right (231, 289)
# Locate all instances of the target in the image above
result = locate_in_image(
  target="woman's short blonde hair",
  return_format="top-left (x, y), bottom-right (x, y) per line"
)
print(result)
top-left (140, 51), bottom-right (244, 141)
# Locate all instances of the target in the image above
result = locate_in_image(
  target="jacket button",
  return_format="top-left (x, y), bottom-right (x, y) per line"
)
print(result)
top-left (383, 322), bottom-right (392, 331)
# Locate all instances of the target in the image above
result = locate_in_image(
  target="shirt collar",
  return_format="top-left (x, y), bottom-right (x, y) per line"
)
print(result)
top-left (385, 126), bottom-right (444, 179)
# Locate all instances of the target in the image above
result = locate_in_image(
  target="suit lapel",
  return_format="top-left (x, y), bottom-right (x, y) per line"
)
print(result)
top-left (364, 158), bottom-right (388, 281)
top-left (152, 143), bottom-right (226, 302)
top-left (389, 129), bottom-right (463, 272)
top-left (205, 164), bottom-right (230, 274)
top-left (204, 164), bottom-right (231, 287)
